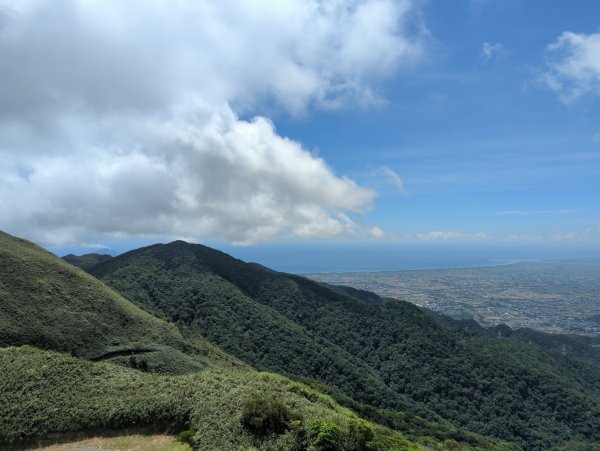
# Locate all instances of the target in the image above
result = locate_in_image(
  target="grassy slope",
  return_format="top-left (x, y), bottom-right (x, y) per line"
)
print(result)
top-left (0, 231), bottom-right (241, 373)
top-left (88, 240), bottom-right (600, 449)
top-left (0, 346), bottom-right (195, 443)
top-left (1, 346), bottom-right (466, 451)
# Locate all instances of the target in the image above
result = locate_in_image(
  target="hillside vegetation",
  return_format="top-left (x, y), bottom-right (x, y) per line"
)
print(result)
top-left (88, 240), bottom-right (600, 449)
top-left (90, 243), bottom-right (425, 416)
top-left (1, 231), bottom-right (509, 450)
top-left (1, 346), bottom-right (461, 451)
top-left (0, 231), bottom-right (236, 373)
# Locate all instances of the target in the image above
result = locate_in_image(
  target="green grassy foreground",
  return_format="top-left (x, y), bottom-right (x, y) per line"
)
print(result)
top-left (0, 346), bottom-right (416, 450)
top-left (0, 346), bottom-right (513, 450)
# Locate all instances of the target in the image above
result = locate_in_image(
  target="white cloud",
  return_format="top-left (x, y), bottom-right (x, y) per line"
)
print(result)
top-left (540, 31), bottom-right (600, 103)
top-left (1, 104), bottom-right (375, 246)
top-left (0, 0), bottom-right (427, 246)
top-left (379, 166), bottom-right (408, 196)
top-left (369, 226), bottom-right (386, 238)
top-left (0, 0), bottom-right (426, 117)
top-left (480, 42), bottom-right (508, 62)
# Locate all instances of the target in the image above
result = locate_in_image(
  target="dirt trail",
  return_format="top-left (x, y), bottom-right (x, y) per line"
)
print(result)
top-left (27, 434), bottom-right (189, 451)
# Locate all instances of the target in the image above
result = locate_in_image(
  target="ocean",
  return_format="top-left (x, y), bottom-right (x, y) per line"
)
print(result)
top-left (219, 243), bottom-right (600, 274)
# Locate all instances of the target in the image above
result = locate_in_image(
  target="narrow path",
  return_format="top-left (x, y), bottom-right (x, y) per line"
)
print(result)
top-left (3, 426), bottom-right (189, 451)
top-left (28, 434), bottom-right (190, 451)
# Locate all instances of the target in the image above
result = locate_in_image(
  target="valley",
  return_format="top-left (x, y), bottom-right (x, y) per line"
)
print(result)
top-left (306, 260), bottom-right (600, 336)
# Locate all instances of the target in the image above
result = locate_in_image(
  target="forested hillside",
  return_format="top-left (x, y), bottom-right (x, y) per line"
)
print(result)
top-left (0, 231), bottom-right (239, 373)
top-left (86, 240), bottom-right (600, 449)
top-left (2, 231), bottom-right (506, 450)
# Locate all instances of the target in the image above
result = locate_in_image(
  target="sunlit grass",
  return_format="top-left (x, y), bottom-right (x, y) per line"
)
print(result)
top-left (32, 434), bottom-right (191, 451)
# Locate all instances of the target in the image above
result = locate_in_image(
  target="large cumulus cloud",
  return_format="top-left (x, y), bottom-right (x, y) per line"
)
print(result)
top-left (0, 0), bottom-right (426, 246)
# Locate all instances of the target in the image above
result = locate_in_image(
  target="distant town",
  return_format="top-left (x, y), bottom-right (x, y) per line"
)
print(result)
top-left (307, 260), bottom-right (600, 336)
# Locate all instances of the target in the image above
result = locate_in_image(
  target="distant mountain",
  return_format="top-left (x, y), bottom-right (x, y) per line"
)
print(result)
top-left (63, 252), bottom-right (113, 271)
top-left (86, 239), bottom-right (600, 449)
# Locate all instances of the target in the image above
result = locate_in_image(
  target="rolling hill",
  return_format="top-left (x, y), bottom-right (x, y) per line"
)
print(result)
top-left (2, 231), bottom-right (508, 450)
top-left (85, 239), bottom-right (600, 449)
top-left (0, 231), bottom-right (240, 373)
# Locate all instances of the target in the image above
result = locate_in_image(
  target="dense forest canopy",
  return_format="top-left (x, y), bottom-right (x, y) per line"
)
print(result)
top-left (85, 239), bottom-right (600, 449)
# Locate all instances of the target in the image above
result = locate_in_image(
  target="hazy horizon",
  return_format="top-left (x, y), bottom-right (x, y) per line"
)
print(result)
top-left (49, 240), bottom-right (600, 274)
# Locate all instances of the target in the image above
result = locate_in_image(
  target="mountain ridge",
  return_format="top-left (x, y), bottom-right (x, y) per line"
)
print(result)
top-left (1, 230), bottom-right (508, 450)
top-left (0, 231), bottom-right (240, 373)
top-left (82, 239), bottom-right (600, 449)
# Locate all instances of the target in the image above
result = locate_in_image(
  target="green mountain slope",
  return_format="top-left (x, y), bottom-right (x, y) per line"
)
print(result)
top-left (3, 346), bottom-right (452, 450)
top-left (436, 315), bottom-right (600, 365)
top-left (0, 231), bottom-right (509, 450)
top-left (0, 231), bottom-right (236, 373)
top-left (86, 242), bottom-right (428, 418)
top-left (88, 240), bottom-right (600, 449)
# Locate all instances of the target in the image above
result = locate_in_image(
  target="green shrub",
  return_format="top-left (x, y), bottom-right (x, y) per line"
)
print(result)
top-left (345, 419), bottom-right (374, 450)
top-left (307, 420), bottom-right (342, 451)
top-left (304, 419), bottom-right (374, 451)
top-left (177, 430), bottom-right (196, 446)
top-left (241, 396), bottom-right (292, 437)
top-left (442, 438), bottom-right (460, 450)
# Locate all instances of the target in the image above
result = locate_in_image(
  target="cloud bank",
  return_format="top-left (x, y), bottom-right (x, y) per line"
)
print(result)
top-left (0, 0), bottom-right (427, 246)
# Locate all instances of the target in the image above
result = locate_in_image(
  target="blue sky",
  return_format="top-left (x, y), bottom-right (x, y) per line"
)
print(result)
top-left (273, 0), bottom-right (600, 245)
top-left (1, 0), bottom-right (599, 267)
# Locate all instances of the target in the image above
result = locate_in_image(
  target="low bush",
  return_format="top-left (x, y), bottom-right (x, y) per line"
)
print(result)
top-left (240, 396), bottom-right (292, 437)
top-left (306, 420), bottom-right (341, 451)
top-left (345, 419), bottom-right (374, 450)
top-left (177, 430), bottom-right (195, 446)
